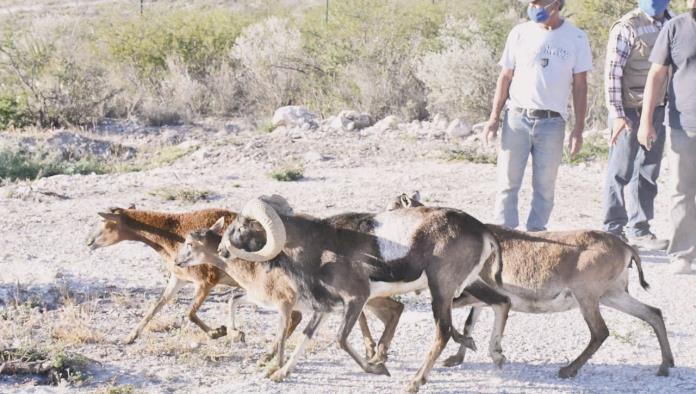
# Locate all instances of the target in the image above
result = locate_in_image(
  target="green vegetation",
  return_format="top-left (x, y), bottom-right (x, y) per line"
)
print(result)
top-left (444, 147), bottom-right (497, 165)
top-left (0, 347), bottom-right (91, 385)
top-left (0, 148), bottom-right (108, 181)
top-left (268, 164), bottom-right (305, 182)
top-left (1, 0), bottom-right (683, 134)
top-left (149, 187), bottom-right (213, 203)
top-left (564, 133), bottom-right (609, 165)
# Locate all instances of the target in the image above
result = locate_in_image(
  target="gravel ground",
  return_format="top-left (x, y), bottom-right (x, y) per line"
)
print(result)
top-left (1, 124), bottom-right (695, 393)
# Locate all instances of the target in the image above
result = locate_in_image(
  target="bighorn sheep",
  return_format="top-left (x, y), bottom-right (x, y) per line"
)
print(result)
top-left (217, 195), bottom-right (501, 393)
top-left (391, 193), bottom-right (675, 378)
top-left (86, 207), bottom-right (240, 343)
top-left (175, 216), bottom-right (404, 375)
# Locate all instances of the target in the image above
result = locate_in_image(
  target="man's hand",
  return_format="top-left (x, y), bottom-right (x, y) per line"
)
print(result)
top-left (637, 122), bottom-right (657, 150)
top-left (568, 127), bottom-right (583, 157)
top-left (484, 118), bottom-right (501, 145)
top-left (610, 117), bottom-right (631, 145)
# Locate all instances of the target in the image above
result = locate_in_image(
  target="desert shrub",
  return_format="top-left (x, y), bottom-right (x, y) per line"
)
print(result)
top-left (232, 17), bottom-right (306, 114)
top-left (268, 164), bottom-right (304, 182)
top-left (0, 95), bottom-right (31, 129)
top-left (298, 0), bottom-right (451, 119)
top-left (101, 9), bottom-right (249, 82)
top-left (417, 13), bottom-right (517, 122)
top-left (0, 146), bottom-right (108, 181)
top-left (0, 23), bottom-right (117, 127)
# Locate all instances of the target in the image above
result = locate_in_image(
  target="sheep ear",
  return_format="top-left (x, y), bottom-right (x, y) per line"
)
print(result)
top-left (108, 206), bottom-right (125, 214)
top-left (98, 212), bottom-right (121, 222)
top-left (410, 191), bottom-right (420, 202)
top-left (128, 203), bottom-right (136, 210)
top-left (210, 217), bottom-right (225, 233)
top-left (400, 195), bottom-right (412, 208)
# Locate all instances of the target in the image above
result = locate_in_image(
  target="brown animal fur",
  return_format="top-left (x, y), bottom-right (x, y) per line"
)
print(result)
top-left (87, 207), bottom-right (239, 343)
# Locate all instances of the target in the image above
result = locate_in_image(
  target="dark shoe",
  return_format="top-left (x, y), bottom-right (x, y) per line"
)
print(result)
top-left (608, 230), bottom-right (628, 243)
top-left (628, 233), bottom-right (669, 251)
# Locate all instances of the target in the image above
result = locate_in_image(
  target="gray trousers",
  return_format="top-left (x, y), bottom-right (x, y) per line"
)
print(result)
top-left (667, 127), bottom-right (696, 262)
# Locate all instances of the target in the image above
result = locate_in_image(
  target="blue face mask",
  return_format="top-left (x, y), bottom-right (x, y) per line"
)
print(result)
top-left (638, 0), bottom-right (670, 17)
top-left (528, 1), bottom-right (557, 23)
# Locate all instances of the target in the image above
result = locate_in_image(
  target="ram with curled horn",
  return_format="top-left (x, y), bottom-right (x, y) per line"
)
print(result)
top-left (217, 194), bottom-right (502, 393)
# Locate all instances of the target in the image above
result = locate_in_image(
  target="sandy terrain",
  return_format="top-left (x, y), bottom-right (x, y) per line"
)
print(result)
top-left (1, 122), bottom-right (695, 393)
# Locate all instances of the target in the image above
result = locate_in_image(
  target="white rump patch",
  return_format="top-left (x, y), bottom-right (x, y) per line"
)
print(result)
top-left (373, 210), bottom-right (423, 261)
top-left (369, 273), bottom-right (428, 299)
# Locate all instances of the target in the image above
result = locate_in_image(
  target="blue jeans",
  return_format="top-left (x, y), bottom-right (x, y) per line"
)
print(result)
top-left (602, 107), bottom-right (666, 237)
top-left (667, 127), bottom-right (696, 262)
top-left (494, 109), bottom-right (566, 231)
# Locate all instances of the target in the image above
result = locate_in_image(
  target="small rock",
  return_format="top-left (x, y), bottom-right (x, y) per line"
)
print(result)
top-left (433, 113), bottom-right (449, 130)
top-left (373, 115), bottom-right (400, 133)
top-left (447, 118), bottom-right (472, 139)
top-left (272, 106), bottom-right (318, 130)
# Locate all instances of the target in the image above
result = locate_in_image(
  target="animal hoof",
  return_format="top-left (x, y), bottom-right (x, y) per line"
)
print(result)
top-left (270, 369), bottom-right (288, 383)
top-left (230, 329), bottom-right (246, 343)
top-left (265, 364), bottom-right (281, 378)
top-left (405, 381), bottom-right (421, 393)
top-left (464, 337), bottom-right (477, 352)
top-left (558, 366), bottom-right (578, 379)
top-left (366, 362), bottom-right (390, 377)
top-left (442, 355), bottom-right (464, 367)
top-left (123, 334), bottom-right (137, 345)
top-left (669, 359), bottom-right (675, 368)
top-left (210, 325), bottom-right (227, 339)
top-left (657, 365), bottom-right (670, 377)
top-left (492, 354), bottom-right (506, 369)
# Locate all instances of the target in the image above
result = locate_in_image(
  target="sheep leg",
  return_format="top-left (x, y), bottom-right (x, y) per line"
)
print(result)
top-left (287, 311), bottom-right (303, 336)
top-left (269, 312), bottom-right (325, 383)
top-left (559, 295), bottom-right (608, 378)
top-left (364, 297), bottom-right (405, 364)
top-left (125, 275), bottom-right (186, 344)
top-left (357, 312), bottom-right (377, 360)
top-left (228, 293), bottom-right (250, 343)
top-left (188, 281), bottom-right (226, 339)
top-left (337, 298), bottom-right (390, 376)
top-left (443, 306), bottom-right (482, 367)
top-left (488, 300), bottom-right (511, 368)
top-left (406, 285), bottom-right (454, 393)
top-left (265, 304), bottom-right (293, 377)
top-left (262, 310), bottom-right (303, 364)
top-left (601, 291), bottom-right (675, 376)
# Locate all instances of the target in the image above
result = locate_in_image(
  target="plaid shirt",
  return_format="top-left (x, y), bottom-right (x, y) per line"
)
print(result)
top-left (605, 12), bottom-right (670, 119)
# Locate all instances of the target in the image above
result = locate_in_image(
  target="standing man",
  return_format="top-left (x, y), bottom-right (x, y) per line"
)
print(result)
top-left (602, 0), bottom-right (672, 250)
top-left (485, 0), bottom-right (592, 231)
top-left (638, 0), bottom-right (696, 274)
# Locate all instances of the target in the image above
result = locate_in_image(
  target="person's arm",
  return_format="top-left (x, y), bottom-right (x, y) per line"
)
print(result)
top-left (605, 23), bottom-right (634, 144)
top-left (637, 63), bottom-right (670, 148)
top-left (638, 22), bottom-right (673, 149)
top-left (569, 72), bottom-right (588, 156)
top-left (485, 68), bottom-right (514, 143)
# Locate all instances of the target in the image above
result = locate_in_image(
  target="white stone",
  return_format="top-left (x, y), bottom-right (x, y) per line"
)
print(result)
top-left (447, 118), bottom-right (472, 139)
top-left (433, 113), bottom-right (449, 130)
top-left (271, 106), bottom-right (318, 129)
top-left (373, 115), bottom-right (400, 133)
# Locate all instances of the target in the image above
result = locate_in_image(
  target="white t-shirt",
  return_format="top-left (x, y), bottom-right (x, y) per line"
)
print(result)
top-left (500, 20), bottom-right (593, 119)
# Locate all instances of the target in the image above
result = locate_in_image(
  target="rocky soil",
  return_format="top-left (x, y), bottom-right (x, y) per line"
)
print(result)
top-left (1, 115), bottom-right (695, 393)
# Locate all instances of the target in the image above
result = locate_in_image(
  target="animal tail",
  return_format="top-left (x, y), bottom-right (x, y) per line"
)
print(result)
top-left (629, 245), bottom-right (650, 290)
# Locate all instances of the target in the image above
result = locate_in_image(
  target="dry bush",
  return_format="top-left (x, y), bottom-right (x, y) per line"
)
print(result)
top-left (417, 15), bottom-right (513, 122)
top-left (146, 314), bottom-right (181, 333)
top-left (0, 18), bottom-right (118, 127)
top-left (232, 17), bottom-right (306, 114)
top-left (50, 300), bottom-right (105, 345)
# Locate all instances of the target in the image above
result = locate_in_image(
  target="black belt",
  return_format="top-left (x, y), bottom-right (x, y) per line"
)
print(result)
top-left (513, 107), bottom-right (561, 119)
